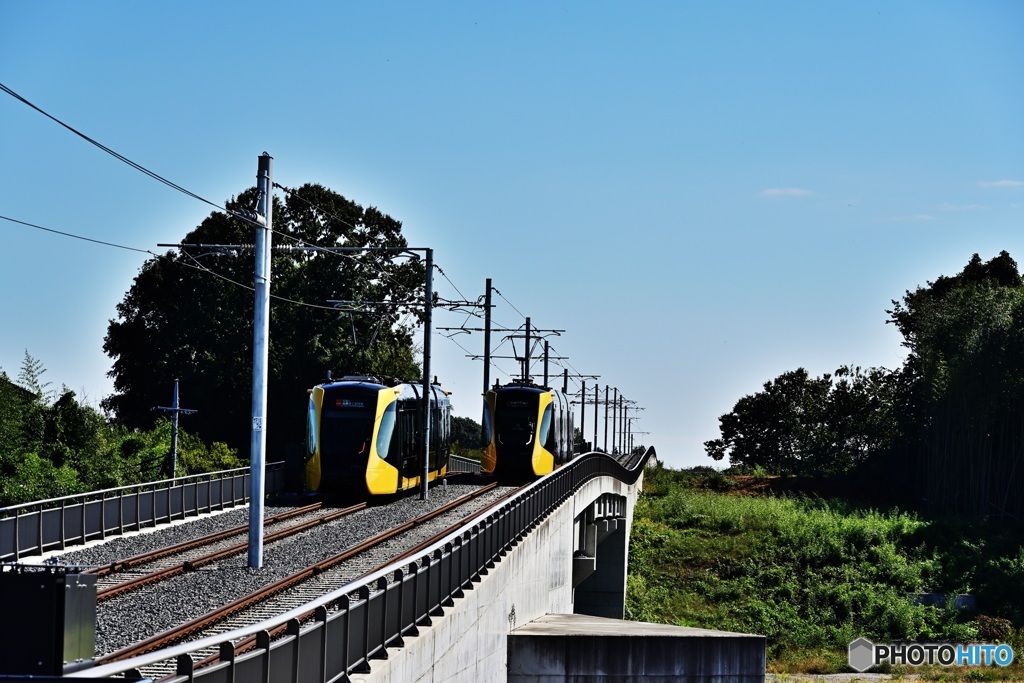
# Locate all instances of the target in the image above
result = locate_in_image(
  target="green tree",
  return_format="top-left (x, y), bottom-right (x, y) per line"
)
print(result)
top-left (0, 370), bottom-right (35, 460)
top-left (450, 415), bottom-right (483, 457)
top-left (705, 368), bottom-right (831, 475)
top-left (705, 366), bottom-right (899, 477)
top-left (41, 390), bottom-right (110, 485)
top-left (887, 251), bottom-right (1024, 516)
top-left (102, 184), bottom-right (424, 456)
top-left (17, 349), bottom-right (53, 403)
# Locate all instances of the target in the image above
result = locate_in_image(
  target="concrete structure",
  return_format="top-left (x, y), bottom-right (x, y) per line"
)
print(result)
top-left (509, 614), bottom-right (766, 683)
top-left (350, 471), bottom-right (765, 683)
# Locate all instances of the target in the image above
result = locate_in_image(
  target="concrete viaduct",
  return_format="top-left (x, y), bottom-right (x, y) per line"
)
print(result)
top-left (1, 449), bottom-right (765, 682)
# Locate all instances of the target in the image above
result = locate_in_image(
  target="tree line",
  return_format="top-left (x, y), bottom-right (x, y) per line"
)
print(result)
top-left (0, 353), bottom-right (241, 507)
top-left (706, 251), bottom-right (1024, 518)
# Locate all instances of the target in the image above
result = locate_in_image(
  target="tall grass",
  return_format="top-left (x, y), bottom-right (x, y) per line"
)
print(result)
top-left (626, 467), bottom-right (1024, 673)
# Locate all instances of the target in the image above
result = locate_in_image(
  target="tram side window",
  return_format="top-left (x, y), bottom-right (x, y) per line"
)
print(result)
top-left (376, 403), bottom-right (397, 461)
top-left (306, 397), bottom-right (318, 459)
top-left (482, 399), bottom-right (493, 445)
top-left (540, 403), bottom-right (554, 451)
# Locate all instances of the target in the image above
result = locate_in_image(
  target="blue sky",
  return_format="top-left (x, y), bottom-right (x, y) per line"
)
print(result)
top-left (2, 2), bottom-right (1022, 469)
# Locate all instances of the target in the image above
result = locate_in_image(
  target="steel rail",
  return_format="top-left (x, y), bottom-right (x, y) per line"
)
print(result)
top-left (85, 503), bottom-right (326, 578)
top-left (95, 502), bottom-right (366, 601)
top-left (95, 483), bottom-right (498, 665)
top-left (206, 484), bottom-right (519, 665)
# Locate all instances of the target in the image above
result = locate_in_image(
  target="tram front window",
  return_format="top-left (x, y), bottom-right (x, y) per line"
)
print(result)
top-left (320, 392), bottom-right (376, 463)
top-left (496, 401), bottom-right (536, 446)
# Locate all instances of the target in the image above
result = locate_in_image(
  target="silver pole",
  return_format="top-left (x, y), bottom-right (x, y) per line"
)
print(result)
top-left (482, 278), bottom-right (492, 445)
top-left (580, 380), bottom-right (586, 449)
top-left (612, 388), bottom-right (618, 454)
top-left (603, 385), bottom-right (609, 452)
top-left (523, 317), bottom-right (531, 381)
top-left (543, 341), bottom-right (549, 387)
top-left (421, 248), bottom-right (434, 501)
top-left (248, 152), bottom-right (272, 569)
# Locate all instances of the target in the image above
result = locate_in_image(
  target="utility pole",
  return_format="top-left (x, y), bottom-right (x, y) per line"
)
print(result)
top-left (154, 379), bottom-right (196, 479)
top-left (580, 380), bottom-right (586, 449)
top-left (482, 278), bottom-right (492, 444)
top-left (421, 248), bottom-right (433, 501)
top-left (249, 152), bottom-right (272, 570)
top-left (523, 317), bottom-right (531, 381)
top-left (604, 385), bottom-right (610, 452)
top-left (543, 340), bottom-right (549, 387)
top-left (612, 388), bottom-right (619, 454)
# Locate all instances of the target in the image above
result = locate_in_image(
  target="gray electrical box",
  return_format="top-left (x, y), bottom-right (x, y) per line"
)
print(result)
top-left (0, 565), bottom-right (96, 675)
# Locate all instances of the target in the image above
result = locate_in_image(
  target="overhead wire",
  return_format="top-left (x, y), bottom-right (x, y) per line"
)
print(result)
top-left (0, 211), bottom-right (354, 314)
top-left (1, 214), bottom-right (158, 255)
top-left (0, 82), bottom-right (244, 220)
top-left (0, 83), bottom-right (478, 330)
top-left (1, 83), bottom-right (581, 385)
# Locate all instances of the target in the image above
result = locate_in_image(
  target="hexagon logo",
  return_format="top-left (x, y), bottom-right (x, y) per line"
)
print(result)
top-left (849, 637), bottom-right (875, 672)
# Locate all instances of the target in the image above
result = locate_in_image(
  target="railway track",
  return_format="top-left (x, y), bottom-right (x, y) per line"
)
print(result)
top-left (89, 502), bottom-right (365, 600)
top-left (91, 482), bottom-right (515, 680)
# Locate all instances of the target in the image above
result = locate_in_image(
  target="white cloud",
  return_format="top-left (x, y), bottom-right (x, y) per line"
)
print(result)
top-left (939, 203), bottom-right (986, 212)
top-left (759, 188), bottom-right (813, 198)
top-left (978, 179), bottom-right (1024, 189)
top-left (889, 214), bottom-right (937, 222)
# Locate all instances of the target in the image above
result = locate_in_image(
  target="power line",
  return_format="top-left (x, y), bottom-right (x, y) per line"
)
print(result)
top-left (0, 81), bottom-right (235, 216)
top-left (1, 213), bottom-right (157, 255)
top-left (492, 287), bottom-right (527, 319)
top-left (0, 212), bottom-right (349, 317)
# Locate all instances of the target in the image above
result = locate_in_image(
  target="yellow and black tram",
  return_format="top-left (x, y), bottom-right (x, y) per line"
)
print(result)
top-left (305, 375), bottom-right (452, 497)
top-left (481, 379), bottom-right (575, 482)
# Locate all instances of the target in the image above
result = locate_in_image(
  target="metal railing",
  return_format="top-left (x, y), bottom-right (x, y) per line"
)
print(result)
top-left (0, 464), bottom-right (287, 562)
top-left (72, 447), bottom-right (655, 682)
top-left (448, 454), bottom-right (482, 473)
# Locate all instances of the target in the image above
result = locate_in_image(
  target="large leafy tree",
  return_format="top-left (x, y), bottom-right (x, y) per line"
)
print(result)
top-left (705, 366), bottom-right (899, 477)
top-left (103, 184), bottom-right (424, 456)
top-left (705, 368), bottom-right (830, 475)
top-left (887, 251), bottom-right (1024, 516)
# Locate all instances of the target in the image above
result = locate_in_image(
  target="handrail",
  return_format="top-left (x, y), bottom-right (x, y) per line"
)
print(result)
top-left (0, 462), bottom-right (287, 562)
top-left (0, 466), bottom-right (257, 516)
top-left (71, 446), bottom-right (655, 681)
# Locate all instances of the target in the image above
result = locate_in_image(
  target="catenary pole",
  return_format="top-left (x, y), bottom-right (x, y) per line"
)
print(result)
top-left (248, 152), bottom-right (272, 569)
top-left (612, 388), bottom-right (618, 454)
top-left (523, 317), bottom-right (531, 381)
top-left (421, 248), bottom-right (434, 500)
top-left (543, 340), bottom-right (550, 387)
top-left (482, 278), bottom-right (492, 444)
top-left (580, 380), bottom-right (586, 450)
top-left (598, 385), bottom-right (606, 454)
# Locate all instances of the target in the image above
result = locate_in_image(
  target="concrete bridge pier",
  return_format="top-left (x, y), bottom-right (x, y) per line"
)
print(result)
top-left (572, 493), bottom-right (630, 619)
